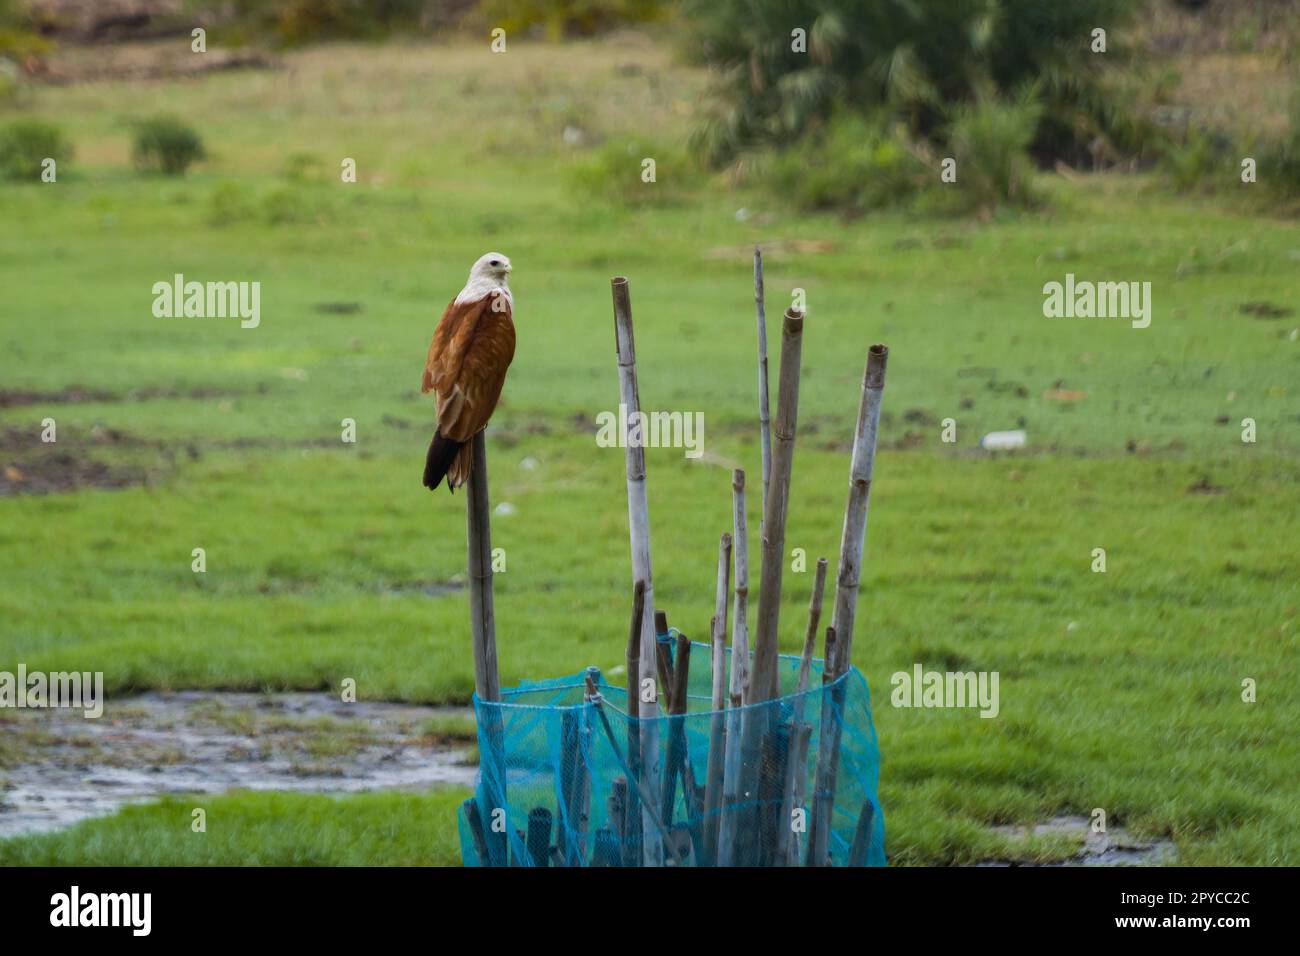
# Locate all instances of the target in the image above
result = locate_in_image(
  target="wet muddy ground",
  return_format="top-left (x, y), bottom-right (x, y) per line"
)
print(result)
top-left (0, 691), bottom-right (1176, 864)
top-left (981, 816), bottom-right (1177, 866)
top-left (0, 691), bottom-right (477, 838)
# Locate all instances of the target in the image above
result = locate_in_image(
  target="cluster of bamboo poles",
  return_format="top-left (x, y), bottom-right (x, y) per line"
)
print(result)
top-left (606, 254), bottom-right (889, 866)
top-left (462, 252), bottom-right (888, 866)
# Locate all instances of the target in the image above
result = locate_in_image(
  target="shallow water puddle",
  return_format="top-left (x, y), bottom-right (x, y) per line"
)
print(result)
top-left (980, 815), bottom-right (1177, 866)
top-left (0, 691), bottom-right (477, 838)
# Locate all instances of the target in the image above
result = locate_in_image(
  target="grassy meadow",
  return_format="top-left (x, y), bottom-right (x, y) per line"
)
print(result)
top-left (1, 36), bottom-right (1298, 865)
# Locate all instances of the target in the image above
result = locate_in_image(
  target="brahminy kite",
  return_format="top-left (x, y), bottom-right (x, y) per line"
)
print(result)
top-left (421, 252), bottom-right (516, 491)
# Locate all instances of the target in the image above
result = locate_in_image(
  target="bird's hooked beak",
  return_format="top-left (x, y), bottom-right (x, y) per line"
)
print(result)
top-left (505, 263), bottom-right (513, 275)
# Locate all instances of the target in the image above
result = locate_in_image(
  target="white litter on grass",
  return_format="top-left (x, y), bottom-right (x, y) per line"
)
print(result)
top-left (519, 457), bottom-right (539, 471)
top-left (494, 502), bottom-right (517, 516)
top-left (980, 429), bottom-right (1026, 451)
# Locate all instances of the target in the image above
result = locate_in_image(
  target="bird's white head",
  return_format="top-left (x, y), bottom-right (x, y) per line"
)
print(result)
top-left (456, 252), bottom-right (513, 306)
top-left (471, 252), bottom-right (511, 283)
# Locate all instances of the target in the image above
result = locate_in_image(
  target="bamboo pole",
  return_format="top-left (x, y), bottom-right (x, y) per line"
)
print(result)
top-left (732, 309), bottom-right (804, 863)
top-left (527, 807), bottom-right (552, 868)
top-left (702, 532), bottom-right (732, 866)
top-left (659, 610), bottom-right (682, 824)
top-left (669, 630), bottom-right (698, 829)
top-left (466, 430), bottom-right (507, 867)
top-left (776, 556), bottom-right (827, 864)
top-left (610, 276), bottom-right (664, 867)
top-left (462, 796), bottom-right (490, 864)
top-left (623, 580), bottom-right (645, 868)
top-left (750, 308), bottom-right (805, 702)
top-left (467, 431), bottom-right (500, 703)
top-left (808, 344), bottom-right (889, 866)
top-left (847, 801), bottom-right (875, 867)
top-left (731, 471), bottom-right (752, 706)
top-left (716, 470), bottom-right (751, 866)
top-left (654, 609), bottom-right (676, 701)
top-left (585, 672), bottom-right (684, 864)
top-left (754, 247), bottom-right (772, 522)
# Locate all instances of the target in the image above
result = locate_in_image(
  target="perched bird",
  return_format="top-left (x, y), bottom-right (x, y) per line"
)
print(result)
top-left (421, 252), bottom-right (516, 491)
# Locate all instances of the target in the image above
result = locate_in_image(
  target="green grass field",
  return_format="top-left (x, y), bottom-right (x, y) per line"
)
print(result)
top-left (1, 37), bottom-right (1298, 865)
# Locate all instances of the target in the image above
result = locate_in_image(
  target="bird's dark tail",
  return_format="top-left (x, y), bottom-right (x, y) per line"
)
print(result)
top-left (423, 431), bottom-right (465, 492)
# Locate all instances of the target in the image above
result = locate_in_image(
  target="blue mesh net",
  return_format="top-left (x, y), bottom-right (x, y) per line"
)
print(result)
top-left (457, 639), bottom-right (885, 867)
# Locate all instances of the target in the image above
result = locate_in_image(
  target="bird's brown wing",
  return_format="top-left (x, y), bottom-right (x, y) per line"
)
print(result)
top-left (421, 291), bottom-right (515, 443)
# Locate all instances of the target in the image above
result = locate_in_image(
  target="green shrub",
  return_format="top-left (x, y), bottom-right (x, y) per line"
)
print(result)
top-left (262, 185), bottom-right (317, 224)
top-left (685, 0), bottom-right (1137, 168)
top-left (132, 116), bottom-right (205, 176)
top-left (567, 138), bottom-right (696, 206)
top-left (0, 0), bottom-right (52, 61)
top-left (763, 113), bottom-right (929, 213)
top-left (206, 182), bottom-right (259, 226)
top-left (0, 118), bottom-right (72, 181)
top-left (478, 0), bottom-right (666, 40)
top-left (1257, 88), bottom-right (1300, 202)
top-left (943, 90), bottom-right (1043, 211)
top-left (282, 151), bottom-right (326, 183)
top-left (203, 0), bottom-right (436, 45)
top-left (1162, 129), bottom-right (1232, 192)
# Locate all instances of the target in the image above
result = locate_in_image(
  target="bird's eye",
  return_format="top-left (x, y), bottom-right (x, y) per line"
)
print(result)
top-left (490, 260), bottom-right (500, 266)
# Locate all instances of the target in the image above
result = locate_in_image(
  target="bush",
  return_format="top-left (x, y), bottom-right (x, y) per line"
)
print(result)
top-left (478, 0), bottom-right (666, 40)
top-left (1162, 129), bottom-right (1233, 192)
top-left (132, 116), bottom-right (205, 176)
top-left (1258, 93), bottom-right (1300, 201)
top-left (207, 0), bottom-right (440, 45)
top-left (0, 118), bottom-right (72, 181)
top-left (685, 0), bottom-right (1137, 168)
top-left (944, 90), bottom-right (1043, 211)
top-left (567, 138), bottom-right (696, 206)
top-left (206, 181), bottom-right (258, 226)
top-left (763, 113), bottom-right (929, 214)
top-left (0, 0), bottom-right (52, 62)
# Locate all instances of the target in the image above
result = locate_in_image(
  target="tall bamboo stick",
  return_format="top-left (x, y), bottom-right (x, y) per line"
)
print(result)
top-left (742, 305), bottom-right (804, 864)
top-left (776, 556), bottom-right (827, 864)
top-left (702, 532), bottom-right (732, 866)
top-left (716, 470), bottom-right (751, 865)
top-left (749, 308), bottom-right (805, 703)
top-left (623, 579), bottom-right (645, 868)
top-left (754, 247), bottom-right (772, 521)
top-left (610, 276), bottom-right (664, 867)
top-left (807, 344), bottom-right (889, 866)
top-left (466, 430), bottom-right (507, 867)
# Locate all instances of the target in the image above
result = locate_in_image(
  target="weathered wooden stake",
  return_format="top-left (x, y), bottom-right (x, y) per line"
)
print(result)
top-left (467, 431), bottom-right (500, 703)
top-left (808, 344), bottom-right (888, 866)
top-left (750, 308), bottom-right (805, 702)
top-left (624, 580), bottom-right (644, 868)
top-left (611, 276), bottom-right (664, 867)
top-left (527, 807), bottom-right (552, 868)
top-left (847, 801), bottom-right (876, 867)
top-left (702, 531), bottom-right (732, 866)
top-left (716, 470), bottom-right (751, 866)
top-left (754, 246), bottom-right (772, 521)
top-left (466, 430), bottom-right (507, 867)
top-left (776, 556), bottom-right (827, 865)
top-left (623, 580), bottom-right (645, 867)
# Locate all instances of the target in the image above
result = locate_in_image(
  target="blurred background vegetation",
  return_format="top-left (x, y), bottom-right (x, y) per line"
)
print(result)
top-left (2, 0), bottom-right (1298, 211)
